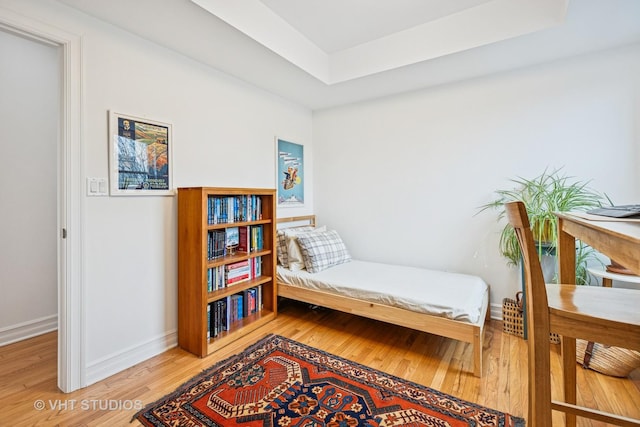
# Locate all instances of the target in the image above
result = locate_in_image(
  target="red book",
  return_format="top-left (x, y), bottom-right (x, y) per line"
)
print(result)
top-left (237, 226), bottom-right (251, 252)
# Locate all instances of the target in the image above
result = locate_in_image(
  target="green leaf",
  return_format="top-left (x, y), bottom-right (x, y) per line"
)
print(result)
top-left (477, 167), bottom-right (608, 282)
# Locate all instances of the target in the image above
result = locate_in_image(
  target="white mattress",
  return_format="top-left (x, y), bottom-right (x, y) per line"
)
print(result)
top-left (277, 260), bottom-right (489, 324)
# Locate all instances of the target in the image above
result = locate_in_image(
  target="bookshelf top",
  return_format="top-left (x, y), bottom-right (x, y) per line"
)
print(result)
top-left (178, 187), bottom-right (276, 196)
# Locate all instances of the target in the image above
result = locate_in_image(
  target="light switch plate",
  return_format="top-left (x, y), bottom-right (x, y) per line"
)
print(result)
top-left (87, 177), bottom-right (108, 196)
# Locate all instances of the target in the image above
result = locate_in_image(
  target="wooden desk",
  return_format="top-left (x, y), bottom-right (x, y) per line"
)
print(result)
top-left (555, 212), bottom-right (640, 427)
top-left (556, 213), bottom-right (640, 283)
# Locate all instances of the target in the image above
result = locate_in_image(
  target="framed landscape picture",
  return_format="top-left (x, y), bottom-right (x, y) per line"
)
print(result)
top-left (276, 137), bottom-right (304, 207)
top-left (108, 111), bottom-right (173, 196)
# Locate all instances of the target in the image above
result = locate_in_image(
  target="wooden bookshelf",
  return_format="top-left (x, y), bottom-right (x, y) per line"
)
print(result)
top-left (177, 187), bottom-right (277, 357)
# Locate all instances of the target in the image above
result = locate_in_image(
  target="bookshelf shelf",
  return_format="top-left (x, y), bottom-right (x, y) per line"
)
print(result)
top-left (206, 249), bottom-right (271, 268)
top-left (178, 187), bottom-right (277, 357)
top-left (207, 219), bottom-right (272, 230)
top-left (206, 275), bottom-right (273, 303)
top-left (205, 310), bottom-right (276, 354)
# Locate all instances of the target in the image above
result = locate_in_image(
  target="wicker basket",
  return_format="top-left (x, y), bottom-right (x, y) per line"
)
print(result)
top-left (502, 293), bottom-right (560, 344)
top-left (502, 296), bottom-right (525, 337)
top-left (576, 339), bottom-right (640, 378)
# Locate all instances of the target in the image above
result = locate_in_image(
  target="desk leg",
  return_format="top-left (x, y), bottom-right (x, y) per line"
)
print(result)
top-left (557, 218), bottom-right (576, 285)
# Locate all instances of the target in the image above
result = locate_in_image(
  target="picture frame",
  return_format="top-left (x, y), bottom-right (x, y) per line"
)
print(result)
top-left (108, 111), bottom-right (173, 196)
top-left (275, 137), bottom-right (304, 207)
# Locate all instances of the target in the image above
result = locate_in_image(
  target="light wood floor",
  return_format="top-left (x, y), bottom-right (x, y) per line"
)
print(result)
top-left (2, 299), bottom-right (639, 426)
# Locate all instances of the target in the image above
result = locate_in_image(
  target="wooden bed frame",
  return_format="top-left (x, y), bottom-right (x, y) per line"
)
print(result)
top-left (276, 215), bottom-right (489, 377)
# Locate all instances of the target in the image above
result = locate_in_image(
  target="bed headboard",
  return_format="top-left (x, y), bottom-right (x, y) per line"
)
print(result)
top-left (276, 215), bottom-right (316, 229)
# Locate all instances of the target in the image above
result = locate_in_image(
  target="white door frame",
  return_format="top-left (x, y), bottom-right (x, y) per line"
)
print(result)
top-left (0, 8), bottom-right (84, 392)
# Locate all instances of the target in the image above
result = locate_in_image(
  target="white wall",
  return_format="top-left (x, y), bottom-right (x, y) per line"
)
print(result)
top-left (0, 29), bottom-right (59, 343)
top-left (313, 43), bottom-right (640, 317)
top-left (0, 0), bottom-right (312, 385)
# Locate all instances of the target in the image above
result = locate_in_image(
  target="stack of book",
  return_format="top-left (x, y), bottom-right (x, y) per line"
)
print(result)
top-left (207, 229), bottom-right (226, 260)
top-left (207, 195), bottom-right (263, 224)
top-left (207, 225), bottom-right (264, 260)
top-left (207, 288), bottom-right (262, 338)
top-left (238, 225), bottom-right (264, 252)
top-left (225, 260), bottom-right (251, 286)
top-left (206, 257), bottom-right (262, 292)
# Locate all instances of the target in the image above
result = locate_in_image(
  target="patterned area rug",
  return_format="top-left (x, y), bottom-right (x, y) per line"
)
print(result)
top-left (135, 334), bottom-right (524, 426)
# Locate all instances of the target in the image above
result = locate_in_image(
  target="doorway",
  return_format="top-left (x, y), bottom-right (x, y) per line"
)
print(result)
top-left (0, 9), bottom-right (84, 392)
top-left (0, 28), bottom-right (59, 349)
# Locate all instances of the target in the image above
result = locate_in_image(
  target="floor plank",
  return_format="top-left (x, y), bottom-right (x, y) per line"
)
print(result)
top-left (1, 299), bottom-right (638, 426)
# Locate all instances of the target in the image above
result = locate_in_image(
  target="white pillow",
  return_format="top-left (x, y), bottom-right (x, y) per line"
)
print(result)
top-left (285, 232), bottom-right (311, 271)
top-left (276, 226), bottom-right (325, 268)
top-left (296, 229), bottom-right (351, 273)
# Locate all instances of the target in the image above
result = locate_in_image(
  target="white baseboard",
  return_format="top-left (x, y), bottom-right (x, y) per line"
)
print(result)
top-left (0, 315), bottom-right (58, 346)
top-left (85, 330), bottom-right (178, 386)
top-left (490, 302), bottom-right (502, 321)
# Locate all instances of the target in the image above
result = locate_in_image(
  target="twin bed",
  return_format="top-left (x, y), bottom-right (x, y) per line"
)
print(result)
top-left (276, 215), bottom-right (490, 377)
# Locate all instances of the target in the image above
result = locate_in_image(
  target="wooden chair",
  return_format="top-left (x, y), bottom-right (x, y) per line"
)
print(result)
top-left (504, 201), bottom-right (640, 426)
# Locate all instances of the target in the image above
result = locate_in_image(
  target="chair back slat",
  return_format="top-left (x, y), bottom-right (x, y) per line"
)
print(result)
top-left (504, 201), bottom-right (553, 425)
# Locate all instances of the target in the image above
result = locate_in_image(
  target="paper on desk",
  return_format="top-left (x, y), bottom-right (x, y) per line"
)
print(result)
top-left (565, 211), bottom-right (640, 222)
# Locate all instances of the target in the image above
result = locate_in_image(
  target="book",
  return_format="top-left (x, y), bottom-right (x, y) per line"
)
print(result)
top-left (225, 296), bottom-right (231, 330)
top-left (243, 287), bottom-right (258, 314)
top-left (251, 225), bottom-right (263, 252)
top-left (226, 274), bottom-right (250, 286)
top-left (251, 256), bottom-right (262, 278)
top-left (237, 226), bottom-right (251, 252)
top-left (227, 196), bottom-right (235, 223)
top-left (230, 294), bottom-right (244, 321)
top-left (226, 259), bottom-right (249, 270)
top-left (220, 298), bottom-right (228, 332)
top-left (207, 303), bottom-right (211, 339)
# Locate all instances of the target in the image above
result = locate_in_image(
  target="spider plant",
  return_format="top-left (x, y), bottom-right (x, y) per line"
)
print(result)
top-left (478, 168), bottom-right (607, 285)
top-left (575, 241), bottom-right (600, 286)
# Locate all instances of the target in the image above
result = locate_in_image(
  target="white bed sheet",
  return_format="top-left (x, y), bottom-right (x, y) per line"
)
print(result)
top-left (277, 260), bottom-right (489, 324)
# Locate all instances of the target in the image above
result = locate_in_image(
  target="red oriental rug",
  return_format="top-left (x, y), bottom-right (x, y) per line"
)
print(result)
top-left (134, 334), bottom-right (524, 426)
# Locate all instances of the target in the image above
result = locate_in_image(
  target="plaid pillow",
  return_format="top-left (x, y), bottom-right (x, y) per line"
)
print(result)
top-left (296, 229), bottom-right (351, 273)
top-left (276, 226), bottom-right (316, 267)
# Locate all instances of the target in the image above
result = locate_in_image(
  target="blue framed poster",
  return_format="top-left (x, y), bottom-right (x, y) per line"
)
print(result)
top-left (276, 137), bottom-right (304, 207)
